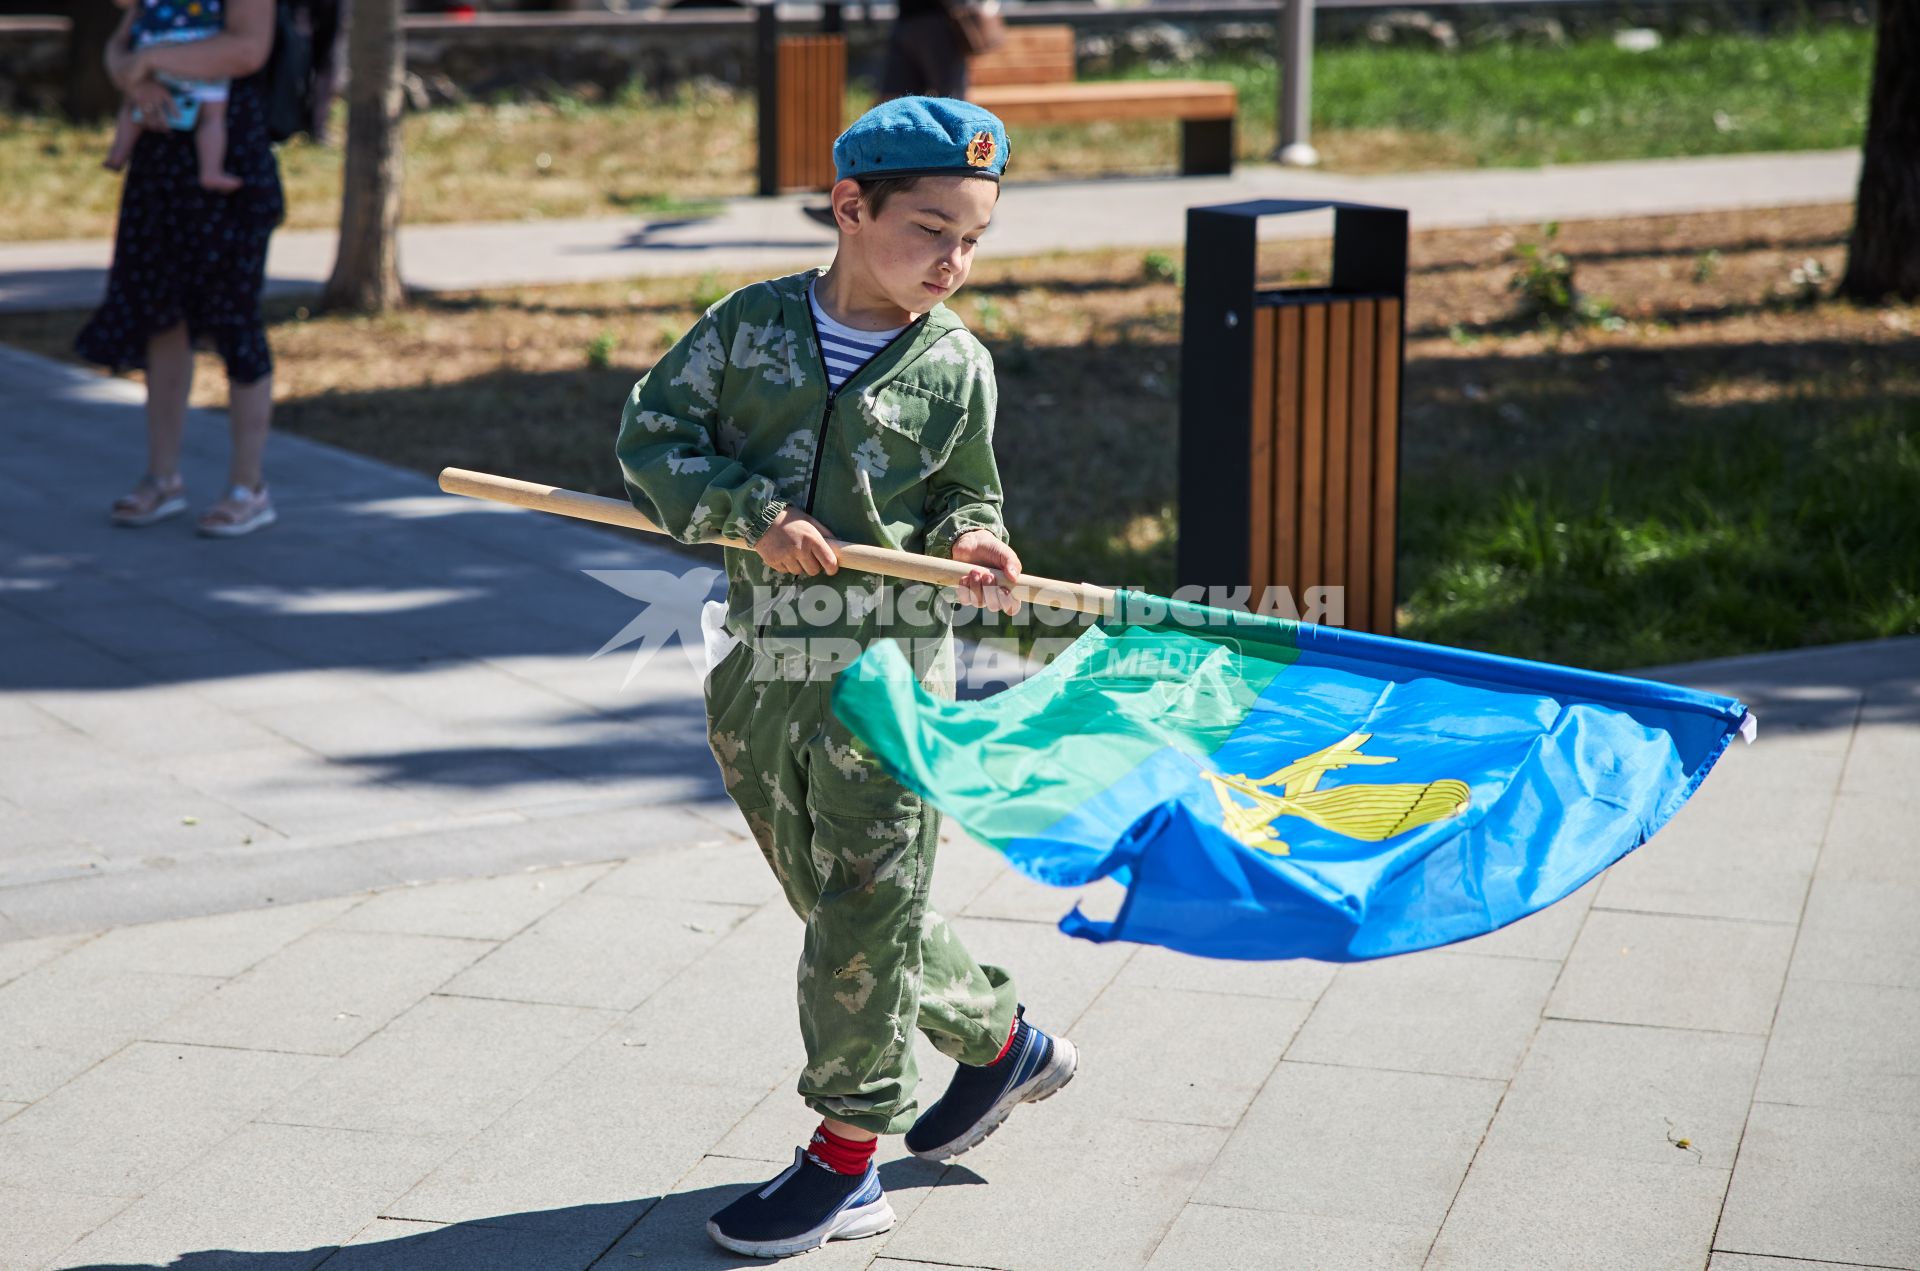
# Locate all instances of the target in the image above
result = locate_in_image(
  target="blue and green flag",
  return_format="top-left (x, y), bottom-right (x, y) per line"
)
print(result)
top-left (832, 592), bottom-right (1751, 962)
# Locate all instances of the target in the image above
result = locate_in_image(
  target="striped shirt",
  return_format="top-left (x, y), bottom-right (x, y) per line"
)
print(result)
top-left (810, 282), bottom-right (906, 393)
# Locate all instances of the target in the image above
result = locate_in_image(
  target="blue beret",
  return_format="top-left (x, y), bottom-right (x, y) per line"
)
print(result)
top-left (833, 96), bottom-right (1010, 184)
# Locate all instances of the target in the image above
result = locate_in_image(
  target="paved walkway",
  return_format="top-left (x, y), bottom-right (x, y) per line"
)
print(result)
top-left (1, 338), bottom-right (1917, 1270)
top-left (0, 149), bottom-right (1861, 311)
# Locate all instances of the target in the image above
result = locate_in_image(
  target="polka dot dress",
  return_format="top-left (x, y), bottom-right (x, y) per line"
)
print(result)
top-left (76, 69), bottom-right (285, 386)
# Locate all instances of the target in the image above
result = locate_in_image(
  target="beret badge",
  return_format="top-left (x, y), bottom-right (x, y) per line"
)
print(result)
top-left (965, 131), bottom-right (997, 169)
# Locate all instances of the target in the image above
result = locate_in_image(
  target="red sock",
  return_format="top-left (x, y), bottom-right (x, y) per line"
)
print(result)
top-left (988, 1013), bottom-right (1020, 1065)
top-left (807, 1122), bottom-right (877, 1175)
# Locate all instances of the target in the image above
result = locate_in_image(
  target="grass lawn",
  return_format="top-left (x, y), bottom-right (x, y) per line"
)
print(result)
top-left (5, 205), bottom-right (1914, 672)
top-left (0, 24), bottom-right (1872, 243)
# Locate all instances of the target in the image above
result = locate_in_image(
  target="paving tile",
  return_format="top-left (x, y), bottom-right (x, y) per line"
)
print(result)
top-left (149, 928), bottom-right (493, 1056)
top-left (707, 1065), bottom-right (827, 1165)
top-left (1484, 1019), bottom-right (1764, 1170)
top-left (332, 862), bottom-right (614, 940)
top-left (332, 807), bottom-right (682, 892)
top-left (265, 993), bottom-right (618, 1139)
top-left (0, 1040), bottom-right (328, 1196)
top-left (48, 895), bottom-right (358, 979)
top-left (1840, 677), bottom-right (1920, 799)
top-left (1819, 791), bottom-right (1920, 889)
top-left (29, 598), bottom-right (241, 662)
top-left (1285, 950), bottom-right (1559, 1081)
top-left (1596, 796), bottom-right (1823, 925)
top-left (947, 914), bottom-right (1139, 1032)
top-left (0, 959), bottom-right (220, 1103)
top-left (153, 740), bottom-right (448, 840)
top-left (1709, 1255), bottom-right (1890, 1271)
top-left (1426, 1146), bottom-right (1730, 1271)
top-left (336, 1216), bottom-right (615, 1269)
top-left (0, 845), bottom-right (390, 944)
top-left (1115, 943), bottom-right (1337, 1002)
top-left (1716, 1102), bottom-right (1920, 1269)
top-left (603, 902), bottom-right (812, 1093)
top-left (883, 1109), bottom-right (1228, 1271)
top-left (53, 1121), bottom-right (458, 1268)
top-left (1753, 977), bottom-right (1920, 1112)
top-left (1451, 877), bottom-right (1598, 963)
top-left (961, 866), bottom-right (1127, 927)
top-left (0, 694), bottom-right (69, 738)
top-left (439, 891), bottom-right (750, 1011)
top-left (1547, 909), bottom-right (1795, 1035)
top-left (28, 684), bottom-right (290, 760)
top-left (237, 611), bottom-right (458, 667)
top-left (1192, 1061), bottom-right (1503, 1229)
top-left (385, 1076), bottom-right (766, 1247)
top-left (1067, 984), bottom-right (1309, 1128)
top-left (0, 732), bottom-right (144, 807)
top-left (0, 1184), bottom-right (135, 1271)
top-left (1790, 874), bottom-right (1920, 989)
top-left (167, 659), bottom-right (378, 712)
top-left (0, 634), bottom-right (146, 690)
top-left (369, 657), bottom-right (604, 728)
top-left (1145, 1203), bottom-right (1432, 1271)
top-left (240, 691), bottom-right (469, 760)
top-left (928, 822), bottom-right (1013, 917)
top-left (0, 931), bottom-right (90, 989)
top-left (588, 835), bottom-right (783, 908)
top-left (0, 1101), bottom-right (24, 1124)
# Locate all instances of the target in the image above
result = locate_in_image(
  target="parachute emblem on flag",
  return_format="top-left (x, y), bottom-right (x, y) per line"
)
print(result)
top-left (1201, 732), bottom-right (1471, 855)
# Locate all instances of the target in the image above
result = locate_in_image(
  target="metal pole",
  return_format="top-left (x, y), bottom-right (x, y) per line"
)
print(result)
top-left (757, 0), bottom-right (780, 196)
top-left (1275, 0), bottom-right (1320, 167)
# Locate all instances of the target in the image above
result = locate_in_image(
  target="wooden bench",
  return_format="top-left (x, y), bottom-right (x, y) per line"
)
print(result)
top-left (968, 26), bottom-right (1237, 177)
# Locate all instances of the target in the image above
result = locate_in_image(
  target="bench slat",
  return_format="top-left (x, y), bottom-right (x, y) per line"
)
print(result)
top-left (969, 26), bottom-right (1076, 86)
top-left (972, 81), bottom-right (1237, 124)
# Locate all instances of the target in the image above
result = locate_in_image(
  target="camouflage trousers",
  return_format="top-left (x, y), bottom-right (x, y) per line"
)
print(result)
top-left (703, 638), bottom-right (1019, 1135)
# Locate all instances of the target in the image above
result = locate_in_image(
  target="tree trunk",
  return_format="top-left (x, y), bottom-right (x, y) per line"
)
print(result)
top-left (322, 0), bottom-right (405, 313)
top-left (1840, 0), bottom-right (1920, 303)
top-left (64, 0), bottom-right (122, 122)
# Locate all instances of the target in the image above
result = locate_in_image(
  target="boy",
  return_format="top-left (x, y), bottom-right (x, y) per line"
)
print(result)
top-left (615, 98), bottom-right (1077, 1259)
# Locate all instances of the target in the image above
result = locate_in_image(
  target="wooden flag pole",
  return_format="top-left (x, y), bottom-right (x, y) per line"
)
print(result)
top-left (437, 467), bottom-right (1118, 618)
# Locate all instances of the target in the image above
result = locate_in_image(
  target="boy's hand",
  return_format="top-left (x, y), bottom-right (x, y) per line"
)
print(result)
top-left (951, 530), bottom-right (1022, 615)
top-left (756, 507), bottom-right (839, 577)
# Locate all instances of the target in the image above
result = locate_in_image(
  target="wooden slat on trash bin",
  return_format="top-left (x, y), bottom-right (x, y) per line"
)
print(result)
top-left (1273, 305), bottom-right (1302, 608)
top-left (1323, 299), bottom-right (1351, 620)
top-left (1346, 298), bottom-right (1377, 635)
top-left (1249, 306), bottom-right (1277, 601)
top-left (1372, 297), bottom-right (1402, 631)
top-left (777, 36), bottom-right (844, 192)
top-left (1298, 304), bottom-right (1327, 597)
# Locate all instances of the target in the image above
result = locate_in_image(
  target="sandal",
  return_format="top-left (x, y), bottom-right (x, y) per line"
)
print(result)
top-left (197, 483), bottom-right (277, 538)
top-left (111, 473), bottom-right (188, 527)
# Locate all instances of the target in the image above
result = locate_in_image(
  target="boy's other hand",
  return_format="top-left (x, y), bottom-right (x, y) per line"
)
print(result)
top-left (952, 530), bottom-right (1022, 616)
top-left (757, 508), bottom-right (840, 577)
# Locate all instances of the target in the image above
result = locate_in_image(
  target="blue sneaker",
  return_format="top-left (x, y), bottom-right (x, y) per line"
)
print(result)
top-left (706, 1147), bottom-right (895, 1258)
top-left (905, 1005), bottom-right (1078, 1162)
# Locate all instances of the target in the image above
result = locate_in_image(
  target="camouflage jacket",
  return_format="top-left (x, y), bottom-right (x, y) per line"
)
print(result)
top-left (616, 267), bottom-right (1008, 656)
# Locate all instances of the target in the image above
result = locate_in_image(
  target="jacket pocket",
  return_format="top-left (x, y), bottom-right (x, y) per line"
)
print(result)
top-left (838, 384), bottom-right (966, 509)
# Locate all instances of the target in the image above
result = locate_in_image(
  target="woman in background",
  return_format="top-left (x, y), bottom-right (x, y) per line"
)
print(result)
top-left (79, 0), bottom-right (284, 537)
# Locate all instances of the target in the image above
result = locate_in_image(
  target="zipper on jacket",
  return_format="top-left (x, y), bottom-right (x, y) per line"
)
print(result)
top-left (799, 297), bottom-right (923, 516)
top-left (758, 283), bottom-right (927, 644)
